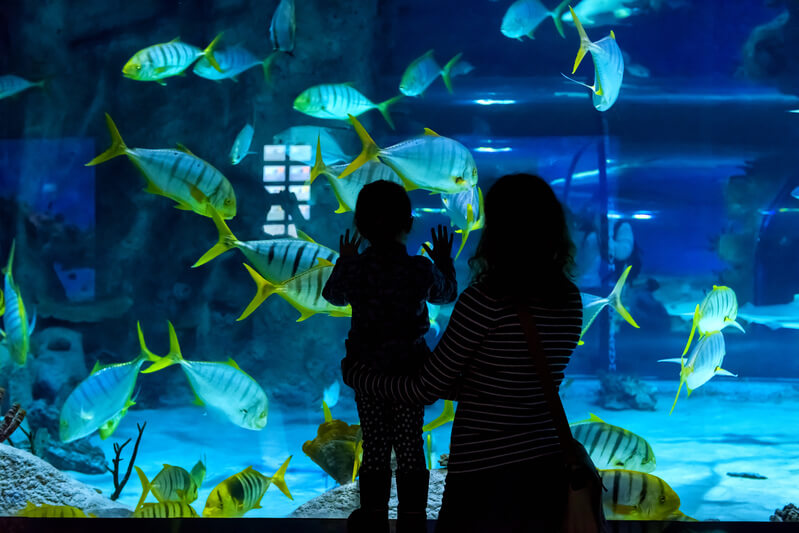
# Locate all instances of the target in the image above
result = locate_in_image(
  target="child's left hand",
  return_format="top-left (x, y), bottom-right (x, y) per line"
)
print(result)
top-left (339, 229), bottom-right (362, 258)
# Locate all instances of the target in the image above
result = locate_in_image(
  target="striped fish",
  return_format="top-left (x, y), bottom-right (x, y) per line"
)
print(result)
top-left (193, 45), bottom-right (267, 81)
top-left (202, 456), bottom-right (293, 518)
top-left (273, 125), bottom-right (352, 165)
top-left (400, 50), bottom-right (463, 97)
top-left (0, 75), bottom-right (45, 100)
top-left (229, 123), bottom-right (255, 165)
top-left (501, 0), bottom-right (568, 40)
top-left (2, 241), bottom-right (35, 366)
top-left (192, 204), bottom-right (338, 282)
top-left (86, 113), bottom-right (236, 219)
top-left (579, 265), bottom-right (639, 345)
top-left (122, 34), bottom-right (223, 85)
top-left (341, 115), bottom-right (478, 195)
top-left (570, 414), bottom-right (656, 473)
top-left (660, 331), bottom-right (736, 415)
top-left (141, 322), bottom-right (268, 430)
top-left (270, 0), bottom-right (295, 53)
top-left (59, 322), bottom-right (158, 443)
top-left (239, 261), bottom-right (351, 322)
top-left (293, 83), bottom-right (403, 129)
top-left (564, 7), bottom-right (624, 111)
top-left (135, 461), bottom-right (204, 507)
top-left (132, 502), bottom-right (198, 518)
top-left (310, 137), bottom-right (403, 213)
top-left (682, 285), bottom-right (744, 356)
top-left (442, 185), bottom-right (484, 259)
top-left (16, 502), bottom-right (94, 518)
top-left (598, 469), bottom-right (681, 520)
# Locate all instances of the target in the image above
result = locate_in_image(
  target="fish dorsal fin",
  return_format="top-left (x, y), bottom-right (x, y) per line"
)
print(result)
top-left (225, 357), bottom-right (242, 371)
top-left (317, 258), bottom-right (335, 267)
top-left (589, 413), bottom-right (605, 423)
top-left (169, 37), bottom-right (181, 43)
top-left (295, 229), bottom-right (317, 244)
top-left (90, 360), bottom-right (103, 375)
top-left (424, 128), bottom-right (440, 137)
top-left (163, 463), bottom-right (173, 469)
top-left (322, 400), bottom-right (332, 422)
top-left (176, 143), bottom-right (195, 156)
top-left (167, 321), bottom-right (182, 357)
top-left (610, 30), bottom-right (616, 40)
top-left (793, 294), bottom-right (799, 302)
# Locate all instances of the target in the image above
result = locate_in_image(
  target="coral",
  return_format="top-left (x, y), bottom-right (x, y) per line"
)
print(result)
top-left (302, 419), bottom-right (362, 485)
top-left (107, 421), bottom-right (146, 500)
top-left (771, 503), bottom-right (799, 522)
top-left (0, 388), bottom-right (26, 444)
top-left (596, 372), bottom-right (657, 411)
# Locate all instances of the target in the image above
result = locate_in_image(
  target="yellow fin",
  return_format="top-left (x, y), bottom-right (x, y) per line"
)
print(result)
top-left (238, 263), bottom-right (276, 321)
top-left (608, 265), bottom-right (638, 329)
top-left (422, 400), bottom-right (455, 432)
top-left (682, 304), bottom-right (701, 356)
top-left (176, 143), bottom-right (196, 156)
top-left (424, 128), bottom-right (440, 137)
top-left (271, 456), bottom-right (293, 500)
top-left (296, 229), bottom-right (317, 243)
top-left (202, 32), bottom-right (224, 73)
top-left (425, 433), bottom-right (433, 469)
top-left (225, 357), bottom-right (242, 371)
top-left (134, 466), bottom-right (151, 512)
top-left (376, 95), bottom-right (403, 130)
top-left (193, 203), bottom-right (237, 268)
top-left (610, 30), bottom-right (616, 40)
top-left (322, 400), bottom-right (332, 422)
top-left (569, 6), bottom-right (591, 74)
top-left (316, 257), bottom-right (335, 267)
top-left (86, 113), bottom-right (128, 166)
top-left (339, 115), bottom-right (380, 180)
top-left (310, 136), bottom-right (326, 185)
top-left (352, 440), bottom-right (363, 483)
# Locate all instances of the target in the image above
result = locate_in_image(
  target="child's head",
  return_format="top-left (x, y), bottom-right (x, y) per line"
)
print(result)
top-left (354, 180), bottom-right (412, 246)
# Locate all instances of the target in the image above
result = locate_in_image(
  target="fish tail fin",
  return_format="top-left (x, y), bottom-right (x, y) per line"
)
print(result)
top-left (139, 321), bottom-right (185, 373)
top-left (134, 466), bottom-right (151, 512)
top-left (376, 95), bottom-right (403, 130)
top-left (726, 318), bottom-right (745, 334)
top-left (339, 115), bottom-right (381, 180)
top-left (86, 113), bottom-right (128, 166)
top-left (193, 204), bottom-right (238, 267)
top-left (550, 0), bottom-right (570, 38)
top-left (203, 32), bottom-right (224, 73)
top-left (441, 53), bottom-right (463, 94)
top-left (569, 6), bottom-right (591, 74)
top-left (454, 229), bottom-right (469, 261)
top-left (608, 265), bottom-right (639, 329)
top-left (262, 52), bottom-right (279, 83)
top-left (238, 263), bottom-right (277, 321)
top-left (3, 239), bottom-right (15, 277)
top-left (271, 456), bottom-right (293, 500)
top-left (322, 400), bottom-right (332, 422)
top-left (136, 321), bottom-right (164, 365)
top-left (310, 136), bottom-right (327, 184)
top-left (682, 304), bottom-right (701, 356)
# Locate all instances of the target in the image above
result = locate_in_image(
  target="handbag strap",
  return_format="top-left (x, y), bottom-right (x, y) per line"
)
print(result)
top-left (517, 305), bottom-right (578, 466)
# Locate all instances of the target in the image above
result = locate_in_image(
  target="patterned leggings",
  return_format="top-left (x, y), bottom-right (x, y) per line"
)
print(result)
top-left (356, 394), bottom-right (427, 474)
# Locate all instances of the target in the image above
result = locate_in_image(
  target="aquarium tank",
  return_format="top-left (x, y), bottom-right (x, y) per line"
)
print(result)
top-left (1, 0), bottom-right (798, 525)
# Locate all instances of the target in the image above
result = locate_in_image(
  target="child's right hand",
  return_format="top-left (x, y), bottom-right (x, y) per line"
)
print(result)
top-left (339, 229), bottom-right (362, 258)
top-left (422, 225), bottom-right (453, 264)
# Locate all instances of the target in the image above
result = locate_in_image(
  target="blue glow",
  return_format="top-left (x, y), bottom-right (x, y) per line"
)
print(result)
top-left (474, 99), bottom-right (516, 106)
top-left (789, 109), bottom-right (799, 114)
top-left (633, 212), bottom-right (654, 220)
top-left (475, 146), bottom-right (512, 153)
top-left (607, 212), bottom-right (622, 219)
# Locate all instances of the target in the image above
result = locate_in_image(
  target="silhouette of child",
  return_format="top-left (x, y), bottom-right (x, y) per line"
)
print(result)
top-left (323, 180), bottom-right (457, 533)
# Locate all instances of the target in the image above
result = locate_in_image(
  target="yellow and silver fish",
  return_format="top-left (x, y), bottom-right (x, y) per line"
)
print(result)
top-left (579, 265), bottom-right (639, 345)
top-left (399, 50), bottom-right (463, 97)
top-left (202, 456), bottom-right (293, 518)
top-left (1, 241), bottom-right (35, 366)
top-left (310, 138), bottom-right (404, 213)
top-left (341, 115), bottom-right (478, 195)
top-left (0, 75), bottom-right (45, 100)
top-left (270, 0), bottom-right (295, 53)
top-left (599, 469), bottom-right (681, 520)
top-left (682, 285), bottom-right (744, 355)
top-left (141, 322), bottom-right (268, 430)
top-left (193, 45), bottom-right (268, 82)
top-left (193, 204), bottom-right (339, 282)
top-left (16, 502), bottom-right (95, 518)
top-left (86, 113), bottom-right (236, 219)
top-left (59, 322), bottom-right (159, 443)
top-left (132, 502), bottom-right (199, 518)
top-left (230, 123), bottom-right (255, 165)
top-left (239, 261), bottom-right (352, 322)
top-left (501, 0), bottom-right (569, 40)
top-left (134, 458), bottom-right (205, 507)
top-left (122, 34), bottom-right (222, 85)
top-left (293, 83), bottom-right (402, 129)
top-left (570, 414), bottom-right (656, 472)
top-left (564, 7), bottom-right (624, 112)
top-left (441, 186), bottom-right (484, 260)
top-left (660, 331), bottom-right (736, 415)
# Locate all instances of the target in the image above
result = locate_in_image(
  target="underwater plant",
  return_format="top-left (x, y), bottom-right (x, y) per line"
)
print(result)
top-left (0, 387), bottom-right (26, 444)
top-left (106, 421), bottom-right (146, 501)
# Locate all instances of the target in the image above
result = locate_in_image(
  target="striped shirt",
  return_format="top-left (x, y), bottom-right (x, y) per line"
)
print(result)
top-left (343, 281), bottom-right (583, 473)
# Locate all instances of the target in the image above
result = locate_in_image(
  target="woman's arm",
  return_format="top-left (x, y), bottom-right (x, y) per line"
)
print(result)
top-left (342, 286), bottom-right (491, 404)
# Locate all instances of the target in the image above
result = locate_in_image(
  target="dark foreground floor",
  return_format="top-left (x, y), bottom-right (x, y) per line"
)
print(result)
top-left (1, 519), bottom-right (798, 533)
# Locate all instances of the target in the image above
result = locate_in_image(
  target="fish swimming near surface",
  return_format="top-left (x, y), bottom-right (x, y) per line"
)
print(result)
top-left (141, 322), bottom-right (269, 430)
top-left (132, 502), bottom-right (199, 518)
top-left (682, 285), bottom-right (744, 356)
top-left (400, 50), bottom-right (464, 97)
top-left (230, 123), bottom-right (256, 165)
top-left (423, 400), bottom-right (455, 432)
top-left (238, 261), bottom-right (352, 321)
top-left (563, 6), bottom-right (624, 112)
top-left (441, 186), bottom-right (484, 260)
top-left (193, 46), bottom-right (270, 82)
top-left (737, 295), bottom-right (799, 330)
top-left (310, 138), bottom-right (404, 213)
top-left (122, 34), bottom-right (223, 85)
top-left (15, 502), bottom-right (95, 518)
top-left (598, 469), bottom-right (681, 520)
top-left (0, 75), bottom-right (45, 100)
top-left (263, 0), bottom-right (296, 81)
top-left (579, 265), bottom-right (639, 345)
top-left (1, 241), bottom-right (35, 366)
top-left (202, 456), bottom-right (293, 518)
top-left (135, 458), bottom-right (206, 508)
top-left (86, 113), bottom-right (237, 219)
top-left (273, 126), bottom-right (352, 165)
top-left (59, 322), bottom-right (159, 443)
top-left (193, 203), bottom-right (339, 282)
top-left (570, 413), bottom-right (656, 472)
top-left (659, 331), bottom-right (736, 415)
top-left (293, 83), bottom-right (403, 129)
top-left (340, 115), bottom-right (478, 194)
top-left (501, 0), bottom-right (569, 40)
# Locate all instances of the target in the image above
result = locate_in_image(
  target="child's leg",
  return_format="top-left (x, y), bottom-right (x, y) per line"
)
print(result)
top-left (391, 402), bottom-right (428, 533)
top-left (350, 394), bottom-right (392, 533)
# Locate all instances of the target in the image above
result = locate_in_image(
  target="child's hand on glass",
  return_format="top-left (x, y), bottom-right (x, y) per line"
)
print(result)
top-left (422, 224), bottom-right (453, 264)
top-left (339, 229), bottom-right (362, 258)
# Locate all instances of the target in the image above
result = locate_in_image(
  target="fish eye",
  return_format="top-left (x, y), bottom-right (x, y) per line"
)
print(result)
top-left (224, 199), bottom-right (232, 205)
top-left (455, 177), bottom-right (464, 184)
top-left (659, 496), bottom-right (666, 504)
